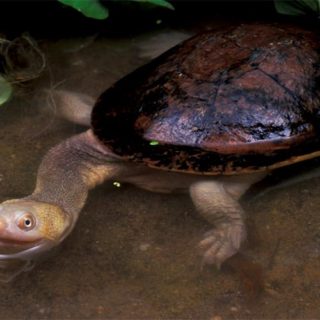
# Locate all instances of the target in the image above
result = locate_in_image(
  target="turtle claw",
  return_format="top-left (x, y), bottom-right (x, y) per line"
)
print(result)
top-left (199, 223), bottom-right (246, 268)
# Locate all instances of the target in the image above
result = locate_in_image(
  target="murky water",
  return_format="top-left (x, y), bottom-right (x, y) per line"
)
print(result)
top-left (0, 16), bottom-right (320, 320)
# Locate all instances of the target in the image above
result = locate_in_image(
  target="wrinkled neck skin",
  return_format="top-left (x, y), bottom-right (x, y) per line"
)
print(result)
top-left (0, 130), bottom-right (126, 282)
top-left (29, 130), bottom-right (124, 231)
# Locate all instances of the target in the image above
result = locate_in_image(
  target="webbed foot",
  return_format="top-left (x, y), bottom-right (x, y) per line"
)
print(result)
top-left (199, 223), bottom-right (246, 268)
top-left (189, 180), bottom-right (251, 268)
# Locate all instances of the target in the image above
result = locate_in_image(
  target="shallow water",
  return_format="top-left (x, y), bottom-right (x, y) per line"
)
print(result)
top-left (0, 21), bottom-right (320, 320)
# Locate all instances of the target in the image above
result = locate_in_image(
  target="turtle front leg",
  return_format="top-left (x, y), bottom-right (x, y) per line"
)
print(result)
top-left (190, 180), bottom-right (248, 268)
top-left (48, 90), bottom-right (96, 127)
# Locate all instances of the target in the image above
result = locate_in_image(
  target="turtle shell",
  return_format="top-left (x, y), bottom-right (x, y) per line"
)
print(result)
top-left (92, 23), bottom-right (320, 175)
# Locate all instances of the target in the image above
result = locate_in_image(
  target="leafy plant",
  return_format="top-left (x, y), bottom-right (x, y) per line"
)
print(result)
top-left (0, 76), bottom-right (12, 106)
top-left (274, 0), bottom-right (320, 16)
top-left (58, 0), bottom-right (174, 20)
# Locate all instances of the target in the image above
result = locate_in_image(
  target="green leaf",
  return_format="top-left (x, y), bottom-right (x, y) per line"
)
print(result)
top-left (132, 0), bottom-right (174, 10)
top-left (274, 0), bottom-right (320, 16)
top-left (58, 0), bottom-right (109, 19)
top-left (0, 76), bottom-right (12, 106)
top-left (303, 0), bottom-right (320, 11)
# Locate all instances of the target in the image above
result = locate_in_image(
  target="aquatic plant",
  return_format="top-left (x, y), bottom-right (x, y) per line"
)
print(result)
top-left (0, 75), bottom-right (11, 106)
top-left (0, 35), bottom-right (46, 105)
top-left (275, 0), bottom-right (320, 17)
top-left (58, 0), bottom-right (174, 20)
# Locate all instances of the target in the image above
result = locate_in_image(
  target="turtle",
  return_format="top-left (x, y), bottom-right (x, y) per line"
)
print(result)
top-left (0, 22), bottom-right (320, 280)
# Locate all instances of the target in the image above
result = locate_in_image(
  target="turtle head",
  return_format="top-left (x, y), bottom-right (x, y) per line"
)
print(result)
top-left (0, 199), bottom-right (71, 246)
top-left (0, 199), bottom-right (73, 281)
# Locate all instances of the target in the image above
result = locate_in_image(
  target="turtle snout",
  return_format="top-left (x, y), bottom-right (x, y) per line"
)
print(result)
top-left (0, 217), bottom-right (7, 233)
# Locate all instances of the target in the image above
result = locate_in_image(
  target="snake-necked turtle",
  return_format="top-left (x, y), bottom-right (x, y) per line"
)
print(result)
top-left (1, 22), bottom-right (320, 279)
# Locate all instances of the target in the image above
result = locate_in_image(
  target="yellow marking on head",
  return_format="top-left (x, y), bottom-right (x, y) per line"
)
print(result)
top-left (3, 200), bottom-right (68, 241)
top-left (33, 202), bottom-right (67, 241)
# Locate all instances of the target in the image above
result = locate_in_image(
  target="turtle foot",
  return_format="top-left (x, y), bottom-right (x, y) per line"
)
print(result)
top-left (199, 223), bottom-right (246, 268)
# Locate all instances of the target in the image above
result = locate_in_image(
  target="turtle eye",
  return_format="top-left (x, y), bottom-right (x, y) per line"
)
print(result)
top-left (17, 213), bottom-right (36, 231)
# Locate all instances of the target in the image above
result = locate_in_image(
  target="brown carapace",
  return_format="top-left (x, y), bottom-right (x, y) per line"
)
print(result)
top-left (92, 23), bottom-right (320, 175)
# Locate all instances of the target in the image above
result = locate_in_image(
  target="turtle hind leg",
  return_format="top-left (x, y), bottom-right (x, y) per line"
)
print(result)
top-left (190, 180), bottom-right (250, 268)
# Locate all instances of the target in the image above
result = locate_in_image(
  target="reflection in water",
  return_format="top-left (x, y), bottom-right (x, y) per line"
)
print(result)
top-left (0, 237), bottom-right (59, 282)
top-left (0, 258), bottom-right (34, 283)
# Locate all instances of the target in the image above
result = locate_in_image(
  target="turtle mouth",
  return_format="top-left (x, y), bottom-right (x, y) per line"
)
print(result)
top-left (0, 238), bottom-right (43, 254)
top-left (0, 238), bottom-right (57, 282)
top-left (0, 236), bottom-right (56, 258)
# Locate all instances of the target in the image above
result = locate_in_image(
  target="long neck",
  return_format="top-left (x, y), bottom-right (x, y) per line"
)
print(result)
top-left (28, 130), bottom-right (122, 221)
